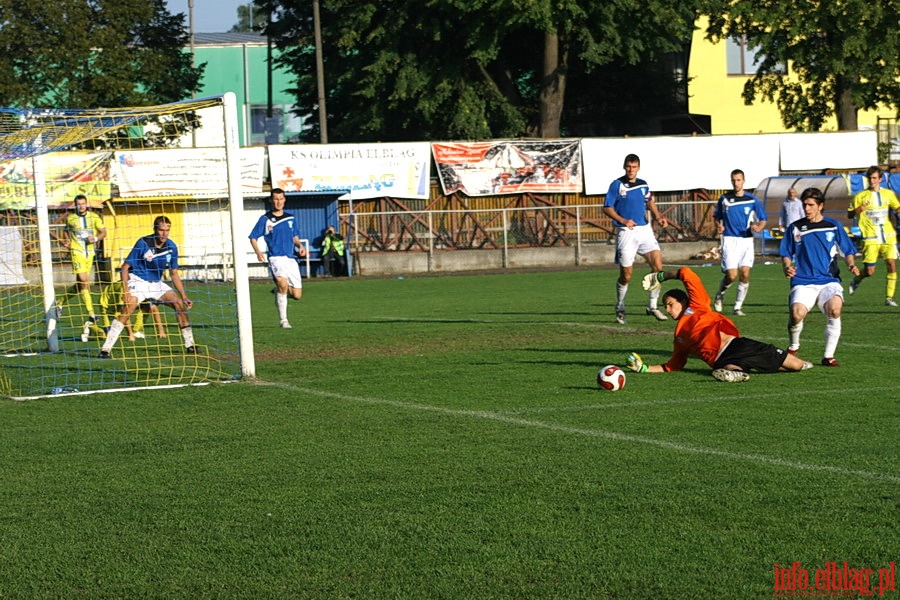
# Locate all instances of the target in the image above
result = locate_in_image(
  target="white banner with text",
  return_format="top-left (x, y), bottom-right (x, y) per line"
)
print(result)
top-left (267, 142), bottom-right (432, 200)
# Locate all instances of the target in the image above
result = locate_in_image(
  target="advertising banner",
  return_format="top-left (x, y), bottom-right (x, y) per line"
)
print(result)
top-left (581, 136), bottom-right (780, 194)
top-left (432, 140), bottom-right (582, 197)
top-left (267, 142), bottom-right (432, 200)
top-left (111, 147), bottom-right (265, 198)
top-left (0, 151), bottom-right (111, 210)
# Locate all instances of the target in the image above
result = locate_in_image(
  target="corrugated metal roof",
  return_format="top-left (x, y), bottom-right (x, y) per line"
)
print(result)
top-left (192, 32), bottom-right (267, 45)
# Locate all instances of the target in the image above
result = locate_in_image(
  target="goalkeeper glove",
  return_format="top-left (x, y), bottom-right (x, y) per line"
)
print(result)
top-left (626, 352), bottom-right (648, 373)
top-left (641, 271), bottom-right (665, 291)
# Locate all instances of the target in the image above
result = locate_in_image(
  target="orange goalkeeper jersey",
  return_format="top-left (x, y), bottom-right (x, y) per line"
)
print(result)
top-left (664, 268), bottom-right (741, 371)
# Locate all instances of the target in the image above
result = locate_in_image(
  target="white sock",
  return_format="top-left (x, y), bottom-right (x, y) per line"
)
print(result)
top-left (102, 320), bottom-right (125, 351)
top-left (616, 282), bottom-right (628, 311)
top-left (276, 293), bottom-right (288, 321)
top-left (788, 319), bottom-right (803, 351)
top-left (823, 317), bottom-right (841, 358)
top-left (648, 287), bottom-right (660, 310)
top-left (734, 282), bottom-right (749, 309)
top-left (181, 326), bottom-right (195, 348)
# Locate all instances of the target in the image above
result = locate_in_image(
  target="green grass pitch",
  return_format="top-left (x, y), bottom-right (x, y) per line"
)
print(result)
top-left (0, 263), bottom-right (897, 598)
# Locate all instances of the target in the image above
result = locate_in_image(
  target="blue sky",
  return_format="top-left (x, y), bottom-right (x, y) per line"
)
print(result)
top-left (165, 0), bottom-right (246, 33)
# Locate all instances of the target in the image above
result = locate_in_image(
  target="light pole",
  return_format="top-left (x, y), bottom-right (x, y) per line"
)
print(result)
top-left (188, 0), bottom-right (195, 94)
top-left (189, 0), bottom-right (197, 147)
top-left (313, 0), bottom-right (328, 143)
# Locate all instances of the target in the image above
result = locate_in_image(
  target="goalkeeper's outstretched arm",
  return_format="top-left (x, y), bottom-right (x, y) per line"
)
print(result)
top-left (641, 268), bottom-right (683, 291)
top-left (626, 352), bottom-right (667, 374)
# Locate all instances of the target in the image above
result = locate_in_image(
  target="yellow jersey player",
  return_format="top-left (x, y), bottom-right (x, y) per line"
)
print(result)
top-left (98, 281), bottom-right (167, 341)
top-left (847, 166), bottom-right (899, 306)
top-left (60, 194), bottom-right (106, 340)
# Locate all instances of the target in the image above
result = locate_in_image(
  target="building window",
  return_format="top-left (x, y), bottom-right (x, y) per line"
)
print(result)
top-left (726, 36), bottom-right (762, 75)
top-left (247, 104), bottom-right (307, 145)
top-left (250, 106), bottom-right (284, 145)
top-left (726, 36), bottom-right (785, 76)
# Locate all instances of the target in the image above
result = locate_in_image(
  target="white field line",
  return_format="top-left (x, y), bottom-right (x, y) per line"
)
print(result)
top-left (262, 382), bottom-right (900, 484)
top-left (499, 385), bottom-right (900, 414)
top-left (369, 317), bottom-right (900, 352)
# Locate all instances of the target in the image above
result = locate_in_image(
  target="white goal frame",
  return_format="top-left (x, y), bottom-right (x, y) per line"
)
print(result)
top-left (1, 92), bottom-right (255, 398)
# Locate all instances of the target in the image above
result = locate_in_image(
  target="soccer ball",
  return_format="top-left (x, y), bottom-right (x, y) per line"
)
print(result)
top-left (597, 365), bottom-right (626, 391)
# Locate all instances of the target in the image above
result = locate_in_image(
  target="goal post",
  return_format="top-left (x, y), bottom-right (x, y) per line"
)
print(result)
top-left (0, 92), bottom-right (255, 399)
top-left (223, 92), bottom-right (256, 381)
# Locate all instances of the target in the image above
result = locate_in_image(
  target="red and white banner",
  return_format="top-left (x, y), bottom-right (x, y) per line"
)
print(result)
top-left (432, 140), bottom-right (582, 196)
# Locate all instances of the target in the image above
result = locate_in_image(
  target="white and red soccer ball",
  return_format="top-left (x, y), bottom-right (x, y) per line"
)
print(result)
top-left (597, 365), bottom-right (626, 391)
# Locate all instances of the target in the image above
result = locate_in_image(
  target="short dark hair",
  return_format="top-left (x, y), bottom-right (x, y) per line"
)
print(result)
top-left (73, 194), bottom-right (87, 202)
top-left (271, 187), bottom-right (285, 197)
top-left (662, 288), bottom-right (688, 307)
top-left (800, 187), bottom-right (825, 205)
top-left (730, 169), bottom-right (744, 177)
top-left (866, 165), bottom-right (882, 178)
top-left (623, 153), bottom-right (640, 167)
top-left (153, 215), bottom-right (172, 229)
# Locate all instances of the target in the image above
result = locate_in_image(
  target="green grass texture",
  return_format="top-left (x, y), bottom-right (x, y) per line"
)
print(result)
top-left (1, 263), bottom-right (897, 599)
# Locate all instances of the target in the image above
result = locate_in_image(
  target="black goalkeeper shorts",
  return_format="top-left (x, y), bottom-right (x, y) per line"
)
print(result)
top-left (713, 336), bottom-right (789, 373)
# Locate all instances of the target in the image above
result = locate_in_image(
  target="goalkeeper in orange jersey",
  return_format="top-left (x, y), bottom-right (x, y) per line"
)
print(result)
top-left (625, 267), bottom-right (813, 382)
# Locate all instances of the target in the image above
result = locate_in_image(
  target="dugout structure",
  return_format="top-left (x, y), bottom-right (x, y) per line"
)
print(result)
top-left (0, 93), bottom-right (254, 399)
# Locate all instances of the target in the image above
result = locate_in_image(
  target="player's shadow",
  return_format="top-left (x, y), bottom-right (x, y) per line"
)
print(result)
top-left (508, 346), bottom-right (670, 369)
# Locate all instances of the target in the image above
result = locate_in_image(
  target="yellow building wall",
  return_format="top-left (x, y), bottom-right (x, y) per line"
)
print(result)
top-left (688, 16), bottom-right (895, 135)
top-left (101, 201), bottom-right (187, 268)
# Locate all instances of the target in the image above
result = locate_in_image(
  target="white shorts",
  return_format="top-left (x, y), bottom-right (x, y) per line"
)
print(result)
top-left (127, 275), bottom-right (173, 304)
top-left (720, 236), bottom-right (755, 271)
top-left (615, 224), bottom-right (661, 267)
top-left (789, 282), bottom-right (844, 314)
top-left (269, 255), bottom-right (303, 289)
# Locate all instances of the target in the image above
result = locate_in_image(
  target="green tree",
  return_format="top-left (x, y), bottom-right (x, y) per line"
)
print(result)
top-left (0, 0), bottom-right (203, 108)
top-left (231, 3), bottom-right (267, 32)
top-left (259, 0), bottom-right (698, 141)
top-left (702, 0), bottom-right (900, 131)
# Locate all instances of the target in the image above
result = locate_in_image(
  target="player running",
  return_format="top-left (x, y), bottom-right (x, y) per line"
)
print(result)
top-left (249, 188), bottom-right (307, 329)
top-left (846, 165), bottom-right (899, 306)
top-left (603, 153), bottom-right (669, 324)
top-left (625, 267), bottom-right (813, 382)
top-left (59, 194), bottom-right (107, 340)
top-left (780, 187), bottom-right (860, 367)
top-left (712, 168), bottom-right (767, 316)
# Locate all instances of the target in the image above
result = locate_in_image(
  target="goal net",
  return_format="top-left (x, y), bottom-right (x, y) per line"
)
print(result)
top-left (0, 93), bottom-right (255, 399)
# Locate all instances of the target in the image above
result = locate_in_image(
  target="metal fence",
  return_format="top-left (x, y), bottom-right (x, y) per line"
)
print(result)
top-left (345, 195), bottom-right (722, 276)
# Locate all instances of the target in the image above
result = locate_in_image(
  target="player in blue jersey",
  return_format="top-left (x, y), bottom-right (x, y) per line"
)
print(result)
top-left (712, 169), bottom-right (767, 316)
top-left (779, 188), bottom-right (860, 367)
top-left (603, 154), bottom-right (669, 324)
top-left (249, 188), bottom-right (307, 329)
top-left (99, 216), bottom-right (196, 358)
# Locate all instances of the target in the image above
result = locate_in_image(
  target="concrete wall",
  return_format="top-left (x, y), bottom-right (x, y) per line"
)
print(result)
top-left (352, 240), bottom-right (720, 277)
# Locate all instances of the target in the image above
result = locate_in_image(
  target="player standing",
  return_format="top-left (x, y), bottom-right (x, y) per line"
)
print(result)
top-left (779, 188), bottom-right (860, 367)
top-left (249, 188), bottom-right (307, 328)
top-left (99, 216), bottom-right (195, 358)
top-left (779, 187), bottom-right (804, 230)
top-left (602, 154), bottom-right (669, 324)
top-left (712, 169), bottom-right (767, 316)
top-left (846, 165), bottom-right (899, 306)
